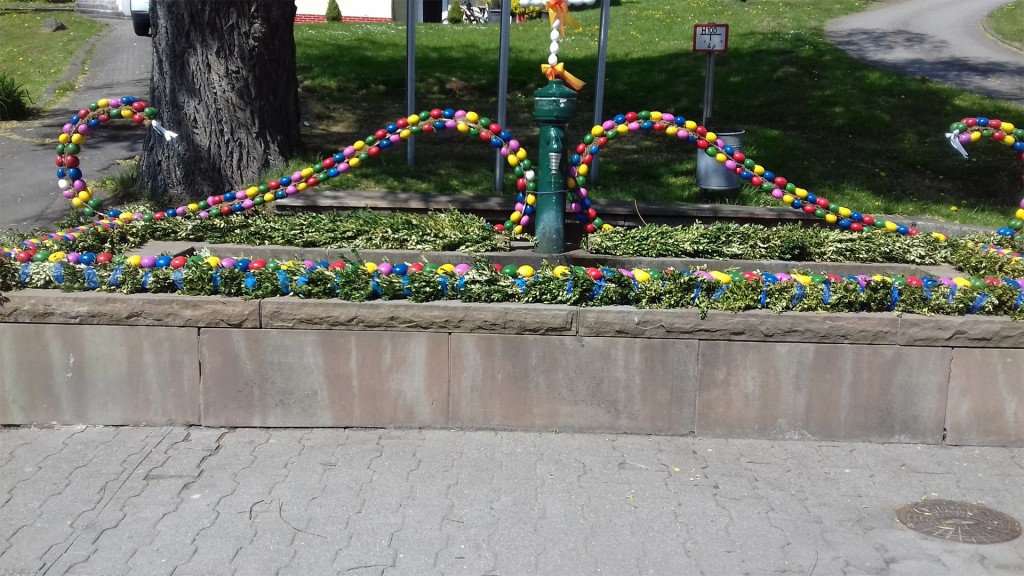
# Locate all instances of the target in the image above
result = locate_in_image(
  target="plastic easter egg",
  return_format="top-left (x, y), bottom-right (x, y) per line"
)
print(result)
top-left (375, 262), bottom-right (393, 275)
top-left (249, 259), bottom-right (267, 271)
top-left (553, 265), bottom-right (570, 279)
top-left (633, 269), bottom-right (651, 283)
top-left (126, 255), bottom-right (143, 268)
top-left (709, 271), bottom-right (731, 283)
top-left (517, 265), bottom-right (535, 278)
top-left (169, 256), bottom-right (188, 269)
top-left (586, 267), bottom-right (603, 280)
top-left (154, 255), bottom-right (172, 268)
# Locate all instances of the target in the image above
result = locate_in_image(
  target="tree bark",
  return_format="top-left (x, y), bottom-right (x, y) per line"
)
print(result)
top-left (139, 0), bottom-right (301, 200)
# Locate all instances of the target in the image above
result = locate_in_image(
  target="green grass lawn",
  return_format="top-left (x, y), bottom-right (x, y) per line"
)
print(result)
top-left (0, 5), bottom-right (106, 106)
top-left (292, 0), bottom-right (1024, 229)
top-left (988, 1), bottom-right (1023, 48)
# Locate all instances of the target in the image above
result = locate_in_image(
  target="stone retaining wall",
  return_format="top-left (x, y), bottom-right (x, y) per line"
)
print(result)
top-left (1, 290), bottom-right (1021, 446)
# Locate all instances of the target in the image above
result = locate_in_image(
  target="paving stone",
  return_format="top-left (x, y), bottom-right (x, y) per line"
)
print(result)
top-left (2, 428), bottom-right (1024, 576)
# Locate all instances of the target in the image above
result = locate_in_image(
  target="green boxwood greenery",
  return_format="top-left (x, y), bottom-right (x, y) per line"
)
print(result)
top-left (5, 213), bottom-right (1024, 317)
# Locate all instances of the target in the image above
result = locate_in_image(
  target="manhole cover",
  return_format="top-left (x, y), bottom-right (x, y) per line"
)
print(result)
top-left (895, 500), bottom-right (1022, 544)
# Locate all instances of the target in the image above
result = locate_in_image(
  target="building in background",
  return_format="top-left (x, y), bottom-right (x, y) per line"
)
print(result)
top-left (78, 0), bottom-right (454, 24)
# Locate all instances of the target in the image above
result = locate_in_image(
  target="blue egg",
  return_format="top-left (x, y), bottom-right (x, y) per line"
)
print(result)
top-left (67, 168), bottom-right (82, 180)
top-left (79, 253), bottom-right (95, 266)
top-left (589, 145), bottom-right (600, 154)
top-left (850, 211), bottom-right (862, 222)
top-left (839, 219), bottom-right (852, 229)
top-left (741, 170), bottom-right (753, 180)
top-left (57, 168), bottom-right (66, 178)
top-left (393, 263), bottom-right (409, 276)
top-left (763, 171), bottom-right (775, 181)
top-left (613, 114), bottom-right (626, 124)
top-left (723, 145), bottom-right (735, 155)
top-left (442, 109), bottom-right (455, 119)
top-left (235, 259), bottom-right (251, 271)
top-left (155, 256), bottom-right (172, 268)
top-left (275, 191), bottom-right (287, 200)
top-left (279, 177), bottom-right (291, 186)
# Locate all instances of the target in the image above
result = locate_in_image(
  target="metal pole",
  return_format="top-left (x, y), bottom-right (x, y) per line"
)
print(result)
top-left (591, 0), bottom-right (611, 186)
top-left (406, 0), bottom-right (417, 167)
top-left (495, 0), bottom-right (511, 193)
top-left (534, 80), bottom-right (577, 254)
top-left (702, 52), bottom-right (715, 127)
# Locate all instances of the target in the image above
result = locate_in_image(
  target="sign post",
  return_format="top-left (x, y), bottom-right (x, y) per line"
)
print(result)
top-left (693, 23), bottom-right (729, 127)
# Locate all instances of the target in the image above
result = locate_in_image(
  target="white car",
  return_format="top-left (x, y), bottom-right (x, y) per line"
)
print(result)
top-left (130, 0), bottom-right (150, 37)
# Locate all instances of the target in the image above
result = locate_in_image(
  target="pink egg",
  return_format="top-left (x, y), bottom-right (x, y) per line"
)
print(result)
top-left (220, 258), bottom-right (236, 268)
top-left (377, 262), bottom-right (393, 275)
top-left (140, 256), bottom-right (156, 269)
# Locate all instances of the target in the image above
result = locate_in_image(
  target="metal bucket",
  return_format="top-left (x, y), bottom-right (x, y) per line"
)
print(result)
top-left (695, 129), bottom-right (745, 191)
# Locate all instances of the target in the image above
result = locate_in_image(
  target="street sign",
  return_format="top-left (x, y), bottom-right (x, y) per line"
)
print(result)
top-left (694, 23), bottom-right (729, 53)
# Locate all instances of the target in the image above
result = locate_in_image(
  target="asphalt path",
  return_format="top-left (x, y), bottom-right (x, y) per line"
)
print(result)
top-left (0, 18), bottom-right (150, 233)
top-left (828, 0), bottom-right (1024, 106)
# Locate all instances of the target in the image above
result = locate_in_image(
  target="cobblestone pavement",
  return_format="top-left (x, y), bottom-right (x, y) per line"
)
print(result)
top-left (1, 426), bottom-right (1022, 576)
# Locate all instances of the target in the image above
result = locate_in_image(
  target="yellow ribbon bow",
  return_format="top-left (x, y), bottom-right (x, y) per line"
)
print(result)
top-left (541, 62), bottom-right (586, 91)
top-left (546, 0), bottom-right (582, 38)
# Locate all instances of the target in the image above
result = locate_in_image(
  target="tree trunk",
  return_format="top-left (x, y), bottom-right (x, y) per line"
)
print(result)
top-left (139, 0), bottom-right (301, 200)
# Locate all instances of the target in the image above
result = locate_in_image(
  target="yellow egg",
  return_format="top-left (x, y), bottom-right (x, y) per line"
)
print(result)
top-left (353, 140), bottom-right (365, 150)
top-left (526, 194), bottom-right (536, 206)
top-left (1002, 122), bottom-right (1015, 132)
top-left (349, 157), bottom-right (361, 168)
top-left (710, 271), bottom-right (731, 283)
top-left (120, 109), bottom-right (132, 118)
top-left (247, 186), bottom-right (259, 197)
top-left (794, 188), bottom-right (808, 199)
top-left (684, 120), bottom-right (697, 131)
top-left (439, 263), bottom-right (455, 273)
top-left (70, 134), bottom-right (85, 145)
top-left (602, 223), bottom-right (614, 231)
top-left (297, 182), bottom-right (307, 191)
top-left (264, 193), bottom-right (275, 202)
top-left (953, 277), bottom-right (971, 288)
top-left (1016, 209), bottom-right (1024, 220)
top-left (58, 134), bottom-right (70, 144)
top-left (71, 198), bottom-right (84, 208)
top-left (578, 164), bottom-right (589, 175)
top-left (665, 125), bottom-right (678, 136)
top-left (517, 265), bottom-right (535, 278)
top-left (127, 255), bottom-right (142, 267)
top-left (1004, 136), bottom-right (1016, 146)
top-left (301, 168), bottom-right (314, 178)
top-left (931, 232), bottom-right (947, 242)
top-left (363, 262), bottom-right (377, 274)
top-left (407, 114), bottom-right (420, 125)
top-left (633, 269), bottom-right (651, 282)
top-left (838, 207), bottom-right (852, 217)
top-left (553, 265), bottom-right (570, 279)
top-left (97, 98), bottom-right (109, 107)
top-left (512, 225), bottom-right (523, 235)
top-left (510, 211), bottom-right (522, 222)
top-left (591, 125), bottom-right (604, 137)
top-left (401, 128), bottom-right (413, 138)
top-left (516, 149), bottom-right (527, 160)
top-left (507, 155), bottom-right (519, 167)
top-left (465, 111), bottom-right (479, 123)
top-left (705, 131), bottom-right (717, 142)
top-left (77, 190), bottom-right (91, 201)
top-left (616, 124), bottom-right (628, 134)
top-left (825, 214), bottom-right (838, 224)
top-left (782, 194), bottom-right (795, 204)
top-left (753, 165), bottom-right (765, 176)
top-left (793, 274), bottom-right (811, 285)
top-left (970, 131), bottom-right (981, 142)
top-left (650, 111), bottom-right (662, 121)
top-left (885, 221), bottom-right (898, 232)
top-left (715, 153), bottom-right (727, 163)
top-left (187, 203), bottom-right (199, 212)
